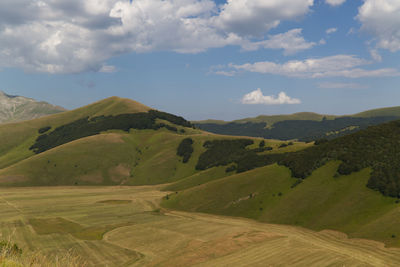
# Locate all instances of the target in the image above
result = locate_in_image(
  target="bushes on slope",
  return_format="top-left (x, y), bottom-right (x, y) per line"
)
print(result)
top-left (30, 110), bottom-right (192, 154)
top-left (177, 138), bottom-right (194, 163)
top-left (196, 139), bottom-right (283, 173)
top-left (279, 120), bottom-right (400, 197)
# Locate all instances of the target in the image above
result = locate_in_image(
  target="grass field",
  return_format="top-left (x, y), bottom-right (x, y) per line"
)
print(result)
top-left (163, 161), bottom-right (400, 247)
top-left (1, 186), bottom-right (400, 266)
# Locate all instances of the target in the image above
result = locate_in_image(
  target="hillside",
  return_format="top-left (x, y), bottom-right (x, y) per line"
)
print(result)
top-left (163, 117), bottom-right (400, 247)
top-left (3, 96), bottom-right (400, 251)
top-left (354, 106), bottom-right (400, 118)
top-left (195, 107), bottom-right (400, 141)
top-left (0, 96), bottom-right (153, 170)
top-left (234, 112), bottom-right (337, 125)
top-left (163, 162), bottom-right (400, 247)
top-left (0, 96), bottom-right (202, 186)
top-left (0, 95), bottom-right (311, 187)
top-left (0, 91), bottom-right (65, 123)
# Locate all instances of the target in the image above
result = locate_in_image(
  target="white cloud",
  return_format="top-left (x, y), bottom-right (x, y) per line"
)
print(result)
top-left (326, 28), bottom-right (337, 34)
top-left (357, 0), bottom-right (400, 52)
top-left (213, 70), bottom-right (236, 77)
top-left (0, 0), bottom-right (316, 73)
top-left (215, 0), bottom-right (314, 37)
top-left (369, 49), bottom-right (382, 62)
top-left (326, 0), bottom-right (346, 6)
top-left (242, 29), bottom-right (316, 55)
top-left (318, 82), bottom-right (368, 89)
top-left (241, 89), bottom-right (301, 105)
top-left (218, 55), bottom-right (400, 78)
top-left (99, 65), bottom-right (116, 73)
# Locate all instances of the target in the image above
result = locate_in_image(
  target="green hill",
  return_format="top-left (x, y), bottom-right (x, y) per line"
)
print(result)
top-left (0, 96), bottom-right (194, 186)
top-left (0, 96), bottom-right (304, 187)
top-left (163, 117), bottom-right (400, 247)
top-left (354, 106), bottom-right (400, 118)
top-left (163, 162), bottom-right (400, 247)
top-left (195, 107), bottom-right (400, 141)
top-left (0, 96), bottom-right (152, 170)
top-left (234, 112), bottom-right (337, 125)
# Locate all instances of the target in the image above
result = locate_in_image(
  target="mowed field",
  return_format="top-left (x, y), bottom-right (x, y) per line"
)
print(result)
top-left (1, 187), bottom-right (400, 266)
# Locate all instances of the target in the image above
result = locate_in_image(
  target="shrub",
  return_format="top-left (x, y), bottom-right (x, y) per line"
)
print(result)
top-left (279, 119), bottom-right (400, 198)
top-left (225, 165), bottom-right (237, 173)
top-left (196, 138), bottom-right (283, 173)
top-left (315, 138), bottom-right (328, 145)
top-left (38, 126), bottom-right (51, 134)
top-left (177, 138), bottom-right (194, 163)
top-left (196, 139), bottom-right (254, 170)
top-left (259, 140), bottom-right (265, 147)
top-left (291, 179), bottom-right (303, 188)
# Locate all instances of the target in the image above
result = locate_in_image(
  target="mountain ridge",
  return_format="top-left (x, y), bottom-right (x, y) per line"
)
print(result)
top-left (194, 107), bottom-right (400, 141)
top-left (0, 91), bottom-right (66, 123)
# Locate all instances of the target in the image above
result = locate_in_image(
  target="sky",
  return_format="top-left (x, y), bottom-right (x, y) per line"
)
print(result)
top-left (1, 0), bottom-right (400, 121)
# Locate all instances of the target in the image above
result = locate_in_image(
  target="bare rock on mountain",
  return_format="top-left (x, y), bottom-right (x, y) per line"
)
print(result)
top-left (0, 91), bottom-right (65, 123)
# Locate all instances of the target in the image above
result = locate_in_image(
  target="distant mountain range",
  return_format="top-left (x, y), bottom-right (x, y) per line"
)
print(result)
top-left (0, 91), bottom-right (65, 123)
top-left (194, 107), bottom-right (400, 141)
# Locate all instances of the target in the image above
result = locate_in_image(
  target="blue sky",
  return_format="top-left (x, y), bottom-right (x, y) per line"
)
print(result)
top-left (1, 0), bottom-right (400, 120)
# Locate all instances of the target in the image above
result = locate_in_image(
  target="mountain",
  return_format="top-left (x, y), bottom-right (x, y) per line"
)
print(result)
top-left (0, 91), bottom-right (66, 123)
top-left (194, 108), bottom-right (400, 141)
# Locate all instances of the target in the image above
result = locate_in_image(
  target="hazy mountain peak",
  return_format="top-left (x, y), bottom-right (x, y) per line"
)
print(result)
top-left (0, 91), bottom-right (65, 123)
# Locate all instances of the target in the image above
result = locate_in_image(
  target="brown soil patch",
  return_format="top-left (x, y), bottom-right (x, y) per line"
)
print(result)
top-left (109, 164), bottom-right (131, 183)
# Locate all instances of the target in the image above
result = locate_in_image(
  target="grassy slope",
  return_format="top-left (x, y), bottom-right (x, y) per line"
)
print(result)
top-left (164, 139), bottom-right (311, 192)
top-left (163, 161), bottom-right (400, 247)
top-left (234, 112), bottom-right (337, 125)
top-left (195, 106), bottom-right (400, 126)
top-left (0, 93), bottom-right (306, 187)
top-left (354, 106), bottom-right (400, 118)
top-left (0, 127), bottom-right (199, 186)
top-left (0, 96), bottom-right (151, 170)
top-left (0, 116), bottom-right (306, 187)
top-left (195, 112), bottom-right (337, 126)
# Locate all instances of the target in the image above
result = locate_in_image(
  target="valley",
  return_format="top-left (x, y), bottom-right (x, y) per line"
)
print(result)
top-left (2, 186), bottom-right (400, 266)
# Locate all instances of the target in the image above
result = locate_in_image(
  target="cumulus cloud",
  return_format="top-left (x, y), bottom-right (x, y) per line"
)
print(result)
top-left (0, 0), bottom-right (316, 73)
top-left (326, 0), bottom-right (346, 6)
top-left (326, 28), bottom-right (337, 34)
top-left (241, 89), bottom-right (301, 105)
top-left (215, 0), bottom-right (314, 37)
top-left (357, 0), bottom-right (400, 52)
top-left (217, 55), bottom-right (400, 78)
top-left (318, 82), bottom-right (368, 89)
top-left (242, 28), bottom-right (316, 55)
